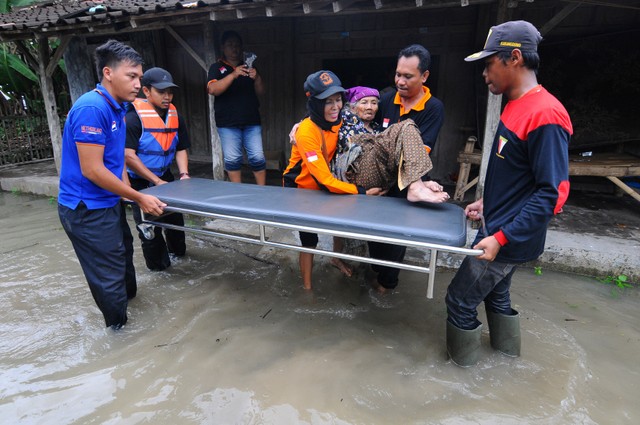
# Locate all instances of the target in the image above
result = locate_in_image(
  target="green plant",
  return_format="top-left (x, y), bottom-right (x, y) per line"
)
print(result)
top-left (1, 2), bottom-right (70, 116)
top-left (11, 187), bottom-right (21, 195)
top-left (48, 196), bottom-right (56, 204)
top-left (533, 266), bottom-right (542, 276)
top-left (598, 274), bottom-right (634, 296)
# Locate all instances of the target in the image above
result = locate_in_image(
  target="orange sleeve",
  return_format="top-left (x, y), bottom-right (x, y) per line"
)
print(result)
top-left (296, 120), bottom-right (359, 194)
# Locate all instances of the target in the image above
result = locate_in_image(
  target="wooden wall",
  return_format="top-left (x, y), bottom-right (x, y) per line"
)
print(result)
top-left (156, 8), bottom-right (482, 181)
top-left (290, 8), bottom-right (482, 181)
top-left (158, 19), bottom-right (297, 163)
top-left (135, 1), bottom-right (640, 181)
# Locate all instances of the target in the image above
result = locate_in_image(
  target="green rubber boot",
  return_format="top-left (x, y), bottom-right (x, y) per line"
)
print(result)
top-left (446, 321), bottom-right (482, 368)
top-left (486, 308), bottom-right (521, 357)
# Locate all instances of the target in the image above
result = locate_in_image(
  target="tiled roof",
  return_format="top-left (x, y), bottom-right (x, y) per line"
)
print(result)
top-left (0, 0), bottom-right (473, 41)
top-left (0, 1), bottom-right (256, 40)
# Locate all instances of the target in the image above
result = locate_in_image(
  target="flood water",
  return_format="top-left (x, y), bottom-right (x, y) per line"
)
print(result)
top-left (1, 191), bottom-right (639, 425)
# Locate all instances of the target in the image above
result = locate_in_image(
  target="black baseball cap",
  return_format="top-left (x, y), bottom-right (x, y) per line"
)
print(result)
top-left (465, 20), bottom-right (542, 62)
top-left (304, 70), bottom-right (345, 99)
top-left (141, 67), bottom-right (178, 89)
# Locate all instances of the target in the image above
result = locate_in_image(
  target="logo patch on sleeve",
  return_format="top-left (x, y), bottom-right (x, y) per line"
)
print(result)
top-left (305, 150), bottom-right (319, 162)
top-left (81, 125), bottom-right (102, 135)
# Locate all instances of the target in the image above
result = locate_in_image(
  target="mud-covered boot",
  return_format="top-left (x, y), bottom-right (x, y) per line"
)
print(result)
top-left (486, 308), bottom-right (521, 357)
top-left (446, 321), bottom-right (482, 367)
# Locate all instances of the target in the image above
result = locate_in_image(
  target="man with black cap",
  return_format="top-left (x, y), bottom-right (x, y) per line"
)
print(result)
top-left (125, 67), bottom-right (191, 271)
top-left (444, 21), bottom-right (572, 367)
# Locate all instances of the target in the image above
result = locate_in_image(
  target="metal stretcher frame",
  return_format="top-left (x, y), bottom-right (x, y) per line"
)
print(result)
top-left (141, 178), bottom-right (483, 298)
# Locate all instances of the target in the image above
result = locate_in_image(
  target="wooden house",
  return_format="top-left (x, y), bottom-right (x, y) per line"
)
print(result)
top-left (0, 0), bottom-right (638, 196)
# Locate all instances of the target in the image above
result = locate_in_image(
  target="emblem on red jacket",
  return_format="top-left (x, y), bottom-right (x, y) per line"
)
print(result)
top-left (497, 136), bottom-right (508, 158)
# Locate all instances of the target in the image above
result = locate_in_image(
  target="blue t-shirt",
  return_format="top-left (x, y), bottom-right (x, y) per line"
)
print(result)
top-left (58, 84), bottom-right (128, 209)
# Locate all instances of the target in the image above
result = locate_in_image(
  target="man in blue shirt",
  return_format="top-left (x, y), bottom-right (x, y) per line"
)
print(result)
top-left (58, 40), bottom-right (166, 330)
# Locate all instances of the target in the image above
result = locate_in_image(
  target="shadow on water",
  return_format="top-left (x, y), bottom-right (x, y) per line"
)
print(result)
top-left (1, 191), bottom-right (639, 424)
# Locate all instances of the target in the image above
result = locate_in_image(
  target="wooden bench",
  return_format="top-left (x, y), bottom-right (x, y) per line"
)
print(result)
top-left (453, 140), bottom-right (640, 203)
top-left (569, 153), bottom-right (640, 202)
top-left (453, 136), bottom-right (481, 201)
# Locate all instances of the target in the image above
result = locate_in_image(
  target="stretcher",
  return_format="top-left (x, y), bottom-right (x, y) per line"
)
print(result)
top-left (141, 178), bottom-right (482, 298)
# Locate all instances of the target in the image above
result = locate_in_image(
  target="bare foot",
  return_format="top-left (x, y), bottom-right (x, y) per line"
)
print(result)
top-left (423, 180), bottom-right (443, 192)
top-left (365, 267), bottom-right (390, 294)
top-left (372, 282), bottom-right (389, 295)
top-left (407, 181), bottom-right (450, 203)
top-left (331, 258), bottom-right (353, 277)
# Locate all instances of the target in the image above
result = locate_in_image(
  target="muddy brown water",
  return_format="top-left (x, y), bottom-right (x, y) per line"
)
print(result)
top-left (1, 191), bottom-right (639, 424)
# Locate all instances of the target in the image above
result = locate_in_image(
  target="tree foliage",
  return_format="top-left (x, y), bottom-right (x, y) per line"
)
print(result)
top-left (0, 0), bottom-right (69, 115)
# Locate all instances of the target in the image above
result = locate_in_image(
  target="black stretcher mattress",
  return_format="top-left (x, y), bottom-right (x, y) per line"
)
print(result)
top-left (142, 178), bottom-right (467, 247)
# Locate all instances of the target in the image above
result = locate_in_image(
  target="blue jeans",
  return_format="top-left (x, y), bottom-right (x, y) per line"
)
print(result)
top-left (445, 256), bottom-right (517, 330)
top-left (218, 125), bottom-right (266, 172)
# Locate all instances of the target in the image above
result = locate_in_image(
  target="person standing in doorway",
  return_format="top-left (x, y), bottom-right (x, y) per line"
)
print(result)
top-left (58, 40), bottom-right (166, 330)
top-left (207, 30), bottom-right (266, 184)
top-left (125, 67), bottom-right (191, 271)
top-left (445, 21), bottom-right (572, 367)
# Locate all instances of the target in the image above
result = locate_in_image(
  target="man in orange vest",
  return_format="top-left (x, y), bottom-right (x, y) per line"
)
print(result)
top-left (125, 67), bottom-right (191, 271)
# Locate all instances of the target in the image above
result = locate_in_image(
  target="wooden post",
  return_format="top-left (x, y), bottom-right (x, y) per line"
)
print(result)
top-left (63, 37), bottom-right (95, 104)
top-left (607, 176), bottom-right (640, 203)
top-left (204, 22), bottom-right (225, 180)
top-left (475, 93), bottom-right (501, 199)
top-left (475, 0), bottom-right (511, 200)
top-left (37, 36), bottom-right (63, 174)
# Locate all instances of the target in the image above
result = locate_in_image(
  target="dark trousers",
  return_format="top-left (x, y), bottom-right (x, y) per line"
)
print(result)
top-left (367, 184), bottom-right (407, 288)
top-left (445, 256), bottom-right (517, 330)
top-left (130, 175), bottom-right (186, 271)
top-left (367, 241), bottom-right (406, 288)
top-left (58, 201), bottom-right (136, 328)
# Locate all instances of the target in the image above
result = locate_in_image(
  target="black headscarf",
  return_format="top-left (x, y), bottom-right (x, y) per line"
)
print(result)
top-left (307, 95), bottom-right (343, 131)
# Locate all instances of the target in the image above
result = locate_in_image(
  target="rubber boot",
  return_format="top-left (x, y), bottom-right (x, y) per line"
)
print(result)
top-left (486, 308), bottom-right (521, 357)
top-left (446, 321), bottom-right (482, 368)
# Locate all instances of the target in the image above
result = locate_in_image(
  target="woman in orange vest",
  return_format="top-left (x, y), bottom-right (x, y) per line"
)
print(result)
top-left (283, 70), bottom-right (385, 290)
